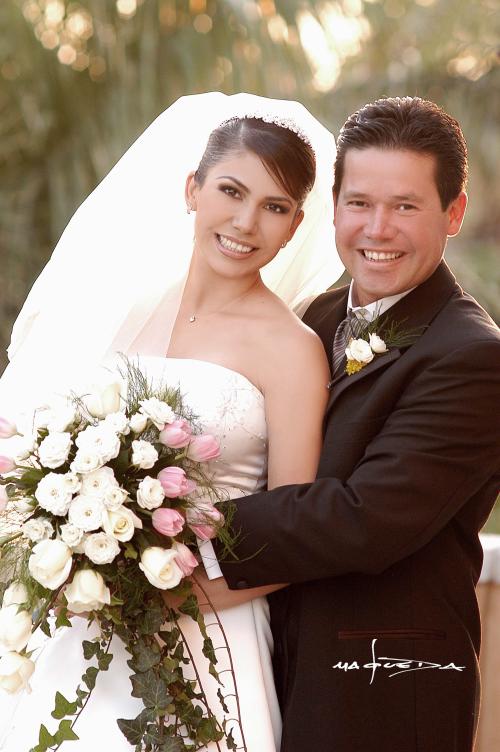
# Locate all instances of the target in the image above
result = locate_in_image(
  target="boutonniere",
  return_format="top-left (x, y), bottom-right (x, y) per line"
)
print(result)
top-left (344, 317), bottom-right (426, 376)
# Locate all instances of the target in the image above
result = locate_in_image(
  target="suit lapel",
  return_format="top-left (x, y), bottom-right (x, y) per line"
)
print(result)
top-left (325, 262), bottom-right (459, 411)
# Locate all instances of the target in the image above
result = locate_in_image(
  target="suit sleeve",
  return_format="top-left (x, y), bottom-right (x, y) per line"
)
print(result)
top-left (219, 340), bottom-right (500, 587)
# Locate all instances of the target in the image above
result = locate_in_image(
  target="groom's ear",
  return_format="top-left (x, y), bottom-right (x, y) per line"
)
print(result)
top-left (185, 172), bottom-right (198, 210)
top-left (446, 191), bottom-right (467, 237)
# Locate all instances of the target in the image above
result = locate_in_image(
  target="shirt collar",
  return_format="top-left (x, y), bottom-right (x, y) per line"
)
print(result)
top-left (347, 283), bottom-right (415, 322)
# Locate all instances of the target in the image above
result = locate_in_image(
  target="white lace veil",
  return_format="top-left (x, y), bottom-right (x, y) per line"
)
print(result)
top-left (0, 92), bottom-right (342, 425)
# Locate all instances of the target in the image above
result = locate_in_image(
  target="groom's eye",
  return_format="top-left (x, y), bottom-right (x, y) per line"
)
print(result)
top-left (397, 203), bottom-right (417, 212)
top-left (347, 200), bottom-right (367, 208)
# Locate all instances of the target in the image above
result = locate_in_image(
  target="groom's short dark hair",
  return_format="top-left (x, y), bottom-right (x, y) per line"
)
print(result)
top-left (333, 97), bottom-right (468, 209)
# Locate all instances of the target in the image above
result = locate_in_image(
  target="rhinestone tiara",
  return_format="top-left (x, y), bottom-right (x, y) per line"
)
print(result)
top-left (217, 113), bottom-right (313, 150)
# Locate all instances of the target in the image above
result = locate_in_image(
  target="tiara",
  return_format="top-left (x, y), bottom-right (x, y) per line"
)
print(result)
top-left (218, 113), bottom-right (313, 150)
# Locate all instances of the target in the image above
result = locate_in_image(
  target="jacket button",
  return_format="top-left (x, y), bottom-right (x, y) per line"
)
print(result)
top-left (235, 579), bottom-right (248, 589)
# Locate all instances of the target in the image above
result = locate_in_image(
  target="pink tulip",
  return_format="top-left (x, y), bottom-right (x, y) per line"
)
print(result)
top-left (0, 418), bottom-right (17, 439)
top-left (152, 507), bottom-right (185, 537)
top-left (186, 435), bottom-right (220, 462)
top-left (0, 485), bottom-right (8, 512)
top-left (172, 541), bottom-right (198, 576)
top-left (187, 503), bottom-right (224, 541)
top-left (0, 456), bottom-right (15, 474)
top-left (157, 466), bottom-right (197, 498)
top-left (159, 419), bottom-right (192, 449)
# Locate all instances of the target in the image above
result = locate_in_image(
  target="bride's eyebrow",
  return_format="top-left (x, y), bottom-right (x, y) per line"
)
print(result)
top-left (216, 175), bottom-right (292, 205)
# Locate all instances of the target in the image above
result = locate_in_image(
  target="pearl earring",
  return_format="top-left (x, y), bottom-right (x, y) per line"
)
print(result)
top-left (281, 241), bottom-right (287, 248)
top-left (187, 204), bottom-right (194, 214)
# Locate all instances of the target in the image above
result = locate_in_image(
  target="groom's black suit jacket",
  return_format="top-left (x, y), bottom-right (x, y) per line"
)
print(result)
top-left (220, 262), bottom-right (500, 752)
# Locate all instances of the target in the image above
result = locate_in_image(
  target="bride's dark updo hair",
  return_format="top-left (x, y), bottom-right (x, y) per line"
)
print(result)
top-left (194, 117), bottom-right (316, 208)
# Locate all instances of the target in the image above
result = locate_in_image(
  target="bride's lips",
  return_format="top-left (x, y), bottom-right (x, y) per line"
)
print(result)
top-left (215, 233), bottom-right (257, 260)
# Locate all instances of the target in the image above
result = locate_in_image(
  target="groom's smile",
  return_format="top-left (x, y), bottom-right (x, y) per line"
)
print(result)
top-left (333, 147), bottom-right (467, 306)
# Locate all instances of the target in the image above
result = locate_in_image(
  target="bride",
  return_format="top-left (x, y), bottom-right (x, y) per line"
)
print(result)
top-left (0, 92), bottom-right (342, 751)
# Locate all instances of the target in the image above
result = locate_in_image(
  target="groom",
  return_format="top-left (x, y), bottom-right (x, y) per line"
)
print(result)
top-left (218, 98), bottom-right (500, 751)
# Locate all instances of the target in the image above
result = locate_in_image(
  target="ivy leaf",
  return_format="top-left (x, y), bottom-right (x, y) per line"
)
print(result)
top-left (196, 717), bottom-right (224, 745)
top-left (38, 724), bottom-right (55, 750)
top-left (217, 688), bottom-right (229, 714)
top-left (123, 542), bottom-right (138, 560)
top-left (51, 691), bottom-right (78, 719)
top-left (202, 636), bottom-right (216, 664)
top-left (130, 639), bottom-right (161, 672)
top-left (82, 666), bottom-right (99, 690)
top-left (116, 708), bottom-right (156, 745)
top-left (158, 737), bottom-right (187, 752)
top-left (39, 618), bottom-right (51, 638)
top-left (55, 608), bottom-right (72, 629)
top-left (178, 594), bottom-right (199, 621)
top-left (225, 727), bottom-right (238, 751)
top-left (130, 669), bottom-right (171, 709)
top-left (53, 719), bottom-right (79, 743)
top-left (82, 640), bottom-right (100, 660)
top-left (75, 687), bottom-right (88, 708)
top-left (98, 652), bottom-right (113, 671)
top-left (140, 602), bottom-right (165, 635)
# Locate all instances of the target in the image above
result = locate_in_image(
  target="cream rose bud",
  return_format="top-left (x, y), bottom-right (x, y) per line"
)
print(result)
top-left (137, 476), bottom-right (165, 510)
top-left (0, 417), bottom-right (18, 439)
top-left (129, 413), bottom-right (148, 434)
top-left (14, 435), bottom-right (37, 463)
top-left (131, 440), bottom-right (158, 470)
top-left (345, 338), bottom-right (374, 364)
top-left (102, 506), bottom-right (142, 542)
top-left (138, 398), bottom-right (175, 431)
top-left (35, 473), bottom-right (73, 516)
top-left (139, 547), bottom-right (183, 590)
top-left (2, 582), bottom-right (28, 608)
top-left (0, 605), bottom-right (32, 653)
top-left (369, 333), bottom-right (388, 354)
top-left (84, 375), bottom-right (122, 419)
top-left (84, 532), bottom-right (120, 565)
top-left (22, 517), bottom-right (54, 543)
top-left (38, 432), bottom-right (72, 470)
top-left (64, 570), bottom-right (111, 614)
top-left (28, 539), bottom-right (73, 590)
top-left (59, 523), bottom-right (84, 548)
top-left (0, 652), bottom-right (35, 694)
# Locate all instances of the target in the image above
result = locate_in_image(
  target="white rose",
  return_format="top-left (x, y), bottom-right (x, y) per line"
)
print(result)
top-left (47, 405), bottom-right (78, 434)
top-left (70, 449), bottom-right (103, 475)
top-left (139, 547), bottom-right (183, 590)
top-left (61, 472), bottom-right (81, 494)
top-left (0, 652), bottom-right (35, 694)
top-left (38, 431), bottom-right (72, 470)
top-left (137, 476), bottom-right (165, 510)
top-left (2, 582), bottom-right (28, 608)
top-left (28, 539), bottom-right (72, 590)
top-left (84, 374), bottom-right (122, 419)
top-left (131, 440), bottom-right (158, 470)
top-left (129, 413), bottom-right (148, 434)
top-left (103, 487), bottom-right (128, 510)
top-left (59, 523), bottom-right (84, 548)
top-left (84, 532), bottom-right (120, 565)
top-left (33, 407), bottom-right (52, 431)
top-left (345, 338), bottom-right (374, 364)
top-left (35, 473), bottom-right (73, 516)
top-left (102, 506), bottom-right (142, 542)
top-left (71, 533), bottom-right (88, 554)
top-left (68, 495), bottom-right (105, 532)
top-left (139, 398), bottom-right (175, 430)
top-left (22, 517), bottom-right (54, 543)
top-left (103, 412), bottom-right (130, 435)
top-left (80, 466), bottom-right (118, 499)
top-left (0, 605), bottom-right (32, 653)
top-left (64, 570), bottom-right (111, 614)
top-left (369, 332), bottom-right (388, 354)
top-left (75, 425), bottom-right (121, 464)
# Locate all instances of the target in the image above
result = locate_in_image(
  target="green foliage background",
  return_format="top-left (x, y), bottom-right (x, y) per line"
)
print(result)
top-left (0, 0), bottom-right (498, 527)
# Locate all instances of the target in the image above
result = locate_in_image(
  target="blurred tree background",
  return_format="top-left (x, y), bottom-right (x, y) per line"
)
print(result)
top-left (0, 0), bottom-right (498, 528)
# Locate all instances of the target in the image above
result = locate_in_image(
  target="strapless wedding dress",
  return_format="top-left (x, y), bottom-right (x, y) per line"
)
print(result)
top-left (0, 357), bottom-right (279, 751)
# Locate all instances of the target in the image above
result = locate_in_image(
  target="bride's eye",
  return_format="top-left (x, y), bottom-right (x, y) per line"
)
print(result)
top-left (219, 184), bottom-right (240, 199)
top-left (265, 202), bottom-right (289, 215)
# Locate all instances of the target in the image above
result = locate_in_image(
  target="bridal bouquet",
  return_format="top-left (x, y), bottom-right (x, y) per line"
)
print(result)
top-left (0, 360), bottom-right (236, 751)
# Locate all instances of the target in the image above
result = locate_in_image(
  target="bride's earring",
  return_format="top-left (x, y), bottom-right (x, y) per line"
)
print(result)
top-left (187, 204), bottom-right (192, 215)
top-left (281, 241), bottom-right (287, 248)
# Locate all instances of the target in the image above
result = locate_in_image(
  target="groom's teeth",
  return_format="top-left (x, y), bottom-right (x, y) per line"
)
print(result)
top-left (363, 250), bottom-right (403, 261)
top-left (218, 234), bottom-right (255, 254)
